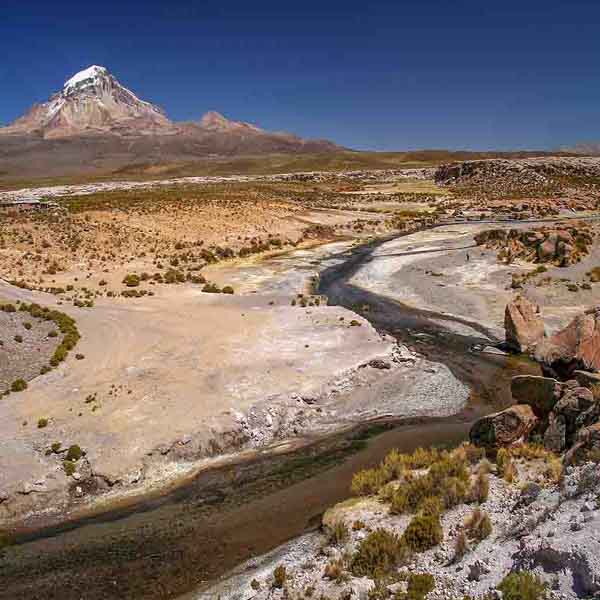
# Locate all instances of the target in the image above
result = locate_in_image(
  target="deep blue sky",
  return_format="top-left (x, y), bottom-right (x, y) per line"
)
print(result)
top-left (1, 0), bottom-right (599, 150)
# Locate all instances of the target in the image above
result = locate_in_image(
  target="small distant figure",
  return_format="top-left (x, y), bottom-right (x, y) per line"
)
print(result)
top-left (466, 252), bottom-right (470, 262)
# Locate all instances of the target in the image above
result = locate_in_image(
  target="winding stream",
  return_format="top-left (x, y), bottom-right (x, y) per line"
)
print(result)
top-left (0, 229), bottom-right (539, 600)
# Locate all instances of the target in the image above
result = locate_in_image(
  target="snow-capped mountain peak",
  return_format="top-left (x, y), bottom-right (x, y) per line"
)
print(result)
top-left (64, 65), bottom-right (109, 93)
top-left (4, 65), bottom-right (170, 137)
top-left (0, 66), bottom-right (340, 160)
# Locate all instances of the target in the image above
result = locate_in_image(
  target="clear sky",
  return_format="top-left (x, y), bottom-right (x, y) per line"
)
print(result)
top-left (1, 0), bottom-right (599, 151)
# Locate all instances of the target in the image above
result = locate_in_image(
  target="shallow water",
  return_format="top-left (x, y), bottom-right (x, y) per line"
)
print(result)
top-left (0, 233), bottom-right (539, 600)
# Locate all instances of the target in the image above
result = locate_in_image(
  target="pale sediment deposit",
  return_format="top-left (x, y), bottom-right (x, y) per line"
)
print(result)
top-left (0, 260), bottom-right (467, 531)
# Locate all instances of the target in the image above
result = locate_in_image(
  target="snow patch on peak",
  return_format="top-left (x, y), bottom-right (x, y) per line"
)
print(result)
top-left (64, 65), bottom-right (108, 90)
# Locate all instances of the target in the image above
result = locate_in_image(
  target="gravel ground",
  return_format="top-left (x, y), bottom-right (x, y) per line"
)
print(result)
top-left (199, 461), bottom-right (600, 600)
top-left (0, 310), bottom-right (60, 393)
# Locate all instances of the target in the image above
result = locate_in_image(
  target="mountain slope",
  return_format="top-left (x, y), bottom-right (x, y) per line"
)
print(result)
top-left (0, 65), bottom-right (339, 178)
top-left (4, 66), bottom-right (173, 138)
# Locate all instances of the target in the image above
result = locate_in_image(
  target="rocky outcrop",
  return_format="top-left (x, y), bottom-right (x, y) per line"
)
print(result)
top-left (435, 156), bottom-right (600, 189)
top-left (504, 296), bottom-right (545, 352)
top-left (470, 404), bottom-right (538, 448)
top-left (535, 307), bottom-right (600, 378)
top-left (476, 369), bottom-right (600, 453)
top-left (475, 225), bottom-right (594, 267)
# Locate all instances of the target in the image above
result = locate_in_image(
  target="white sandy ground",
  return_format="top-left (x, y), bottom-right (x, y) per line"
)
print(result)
top-left (349, 222), bottom-right (600, 340)
top-left (0, 168), bottom-right (432, 202)
top-left (0, 245), bottom-right (468, 529)
top-left (348, 225), bottom-right (512, 339)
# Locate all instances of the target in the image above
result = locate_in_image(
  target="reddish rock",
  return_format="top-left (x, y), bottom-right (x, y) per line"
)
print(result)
top-left (504, 296), bottom-right (545, 352)
top-left (535, 307), bottom-right (600, 377)
top-left (470, 404), bottom-right (539, 448)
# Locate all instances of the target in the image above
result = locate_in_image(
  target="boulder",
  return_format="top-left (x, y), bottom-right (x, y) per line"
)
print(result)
top-left (511, 375), bottom-right (564, 418)
top-left (537, 238), bottom-right (556, 262)
top-left (554, 387), bottom-right (594, 423)
top-left (535, 308), bottom-right (600, 378)
top-left (565, 423), bottom-right (600, 464)
top-left (470, 404), bottom-right (538, 448)
top-left (576, 422), bottom-right (600, 450)
top-left (544, 413), bottom-right (567, 452)
top-left (504, 296), bottom-right (545, 353)
top-left (575, 403), bottom-right (600, 432)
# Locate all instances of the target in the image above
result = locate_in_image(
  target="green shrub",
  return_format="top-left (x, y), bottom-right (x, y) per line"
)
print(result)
top-left (496, 448), bottom-right (510, 475)
top-left (420, 496), bottom-right (443, 518)
top-left (323, 559), bottom-right (347, 583)
top-left (122, 274), bottom-right (141, 287)
top-left (63, 460), bottom-right (76, 476)
top-left (463, 443), bottom-right (486, 465)
top-left (396, 573), bottom-right (435, 600)
top-left (497, 572), bottom-right (547, 600)
top-left (351, 528), bottom-right (410, 578)
top-left (439, 476), bottom-right (469, 509)
top-left (453, 530), bottom-right (468, 563)
top-left (164, 269), bottom-right (185, 284)
top-left (272, 564), bottom-right (287, 589)
top-left (471, 470), bottom-right (489, 504)
top-left (390, 473), bottom-right (434, 514)
top-left (465, 508), bottom-right (492, 542)
top-left (202, 282), bottom-right (221, 293)
top-left (222, 285), bottom-right (235, 294)
top-left (37, 418), bottom-right (49, 429)
top-left (402, 514), bottom-right (443, 553)
top-left (351, 467), bottom-right (390, 496)
top-left (329, 520), bottom-right (349, 546)
top-left (10, 379), bottom-right (27, 392)
top-left (66, 444), bottom-right (83, 462)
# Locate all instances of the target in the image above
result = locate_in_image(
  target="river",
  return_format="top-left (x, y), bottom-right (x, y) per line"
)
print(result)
top-left (0, 230), bottom-right (539, 600)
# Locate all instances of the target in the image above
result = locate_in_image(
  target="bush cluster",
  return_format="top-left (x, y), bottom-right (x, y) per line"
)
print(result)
top-left (497, 571), bottom-right (547, 600)
top-left (351, 528), bottom-right (411, 579)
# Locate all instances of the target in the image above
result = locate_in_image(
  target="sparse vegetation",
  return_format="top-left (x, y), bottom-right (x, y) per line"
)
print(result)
top-left (10, 379), bottom-right (27, 392)
top-left (465, 508), bottom-right (492, 542)
top-left (351, 528), bottom-right (411, 579)
top-left (402, 513), bottom-right (443, 552)
top-left (497, 571), bottom-right (547, 600)
top-left (272, 564), bottom-right (287, 589)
